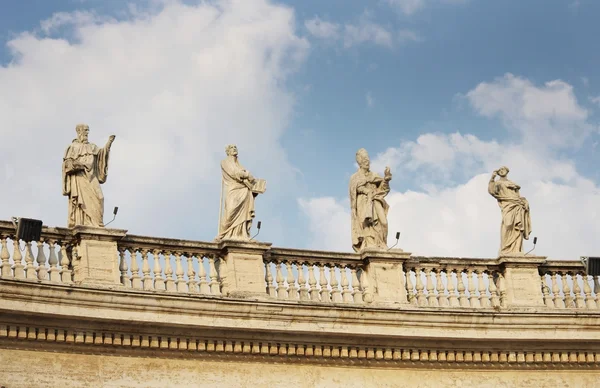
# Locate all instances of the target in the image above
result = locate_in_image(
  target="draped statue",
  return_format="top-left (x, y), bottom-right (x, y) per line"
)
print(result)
top-left (62, 124), bottom-right (115, 228)
top-left (217, 145), bottom-right (266, 241)
top-left (349, 148), bottom-right (392, 252)
top-left (488, 166), bottom-right (531, 255)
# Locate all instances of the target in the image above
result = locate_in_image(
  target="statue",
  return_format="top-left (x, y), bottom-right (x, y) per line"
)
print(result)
top-left (217, 145), bottom-right (266, 241)
top-left (62, 124), bottom-right (115, 228)
top-left (349, 148), bottom-right (392, 252)
top-left (488, 166), bottom-right (531, 255)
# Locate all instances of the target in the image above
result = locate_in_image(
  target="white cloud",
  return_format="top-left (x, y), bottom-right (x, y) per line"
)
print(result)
top-left (304, 14), bottom-right (418, 49)
top-left (387, 0), bottom-right (426, 15)
top-left (590, 95), bottom-right (600, 107)
top-left (304, 16), bottom-right (339, 40)
top-left (0, 0), bottom-right (308, 242)
top-left (366, 91), bottom-right (375, 108)
top-left (300, 76), bottom-right (600, 259)
top-left (463, 73), bottom-right (592, 149)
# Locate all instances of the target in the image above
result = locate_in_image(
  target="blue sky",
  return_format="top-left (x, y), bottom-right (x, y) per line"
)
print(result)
top-left (1, 0), bottom-right (600, 259)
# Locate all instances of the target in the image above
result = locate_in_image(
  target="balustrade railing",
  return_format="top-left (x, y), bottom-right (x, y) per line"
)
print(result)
top-left (405, 258), bottom-right (504, 309)
top-left (0, 221), bottom-right (73, 284)
top-left (539, 261), bottom-right (600, 310)
top-left (264, 248), bottom-right (371, 304)
top-left (117, 235), bottom-right (224, 295)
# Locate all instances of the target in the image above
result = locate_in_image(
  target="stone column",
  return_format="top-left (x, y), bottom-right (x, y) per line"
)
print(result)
top-left (498, 255), bottom-right (546, 308)
top-left (218, 240), bottom-right (272, 298)
top-left (71, 226), bottom-right (127, 286)
top-left (361, 248), bottom-right (412, 305)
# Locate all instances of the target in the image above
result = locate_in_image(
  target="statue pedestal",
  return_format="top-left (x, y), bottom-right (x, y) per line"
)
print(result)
top-left (498, 254), bottom-right (546, 308)
top-left (218, 240), bottom-right (272, 298)
top-left (361, 248), bottom-right (412, 305)
top-left (71, 226), bottom-right (127, 286)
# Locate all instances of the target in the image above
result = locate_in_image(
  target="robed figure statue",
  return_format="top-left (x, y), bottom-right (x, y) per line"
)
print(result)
top-left (62, 124), bottom-right (115, 228)
top-left (488, 166), bottom-right (531, 255)
top-left (217, 145), bottom-right (265, 240)
top-left (349, 148), bottom-right (392, 252)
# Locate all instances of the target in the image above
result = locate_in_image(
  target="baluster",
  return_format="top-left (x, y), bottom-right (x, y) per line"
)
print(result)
top-left (217, 257), bottom-right (229, 296)
top-left (174, 253), bottom-right (186, 292)
top-left (541, 273), bottom-right (553, 307)
top-left (198, 256), bottom-right (209, 294)
top-left (457, 270), bottom-right (469, 307)
top-left (562, 273), bottom-right (573, 308)
top-left (164, 252), bottom-right (176, 292)
top-left (330, 265), bottom-right (342, 303)
top-left (153, 250), bottom-right (165, 290)
top-left (341, 267), bottom-right (352, 303)
top-left (551, 273), bottom-right (564, 308)
top-left (573, 272), bottom-right (585, 308)
top-left (319, 264), bottom-right (330, 302)
top-left (351, 268), bottom-right (363, 303)
top-left (298, 263), bottom-right (309, 301)
top-left (405, 268), bottom-right (416, 306)
top-left (478, 270), bottom-right (488, 308)
top-left (437, 269), bottom-right (448, 307)
top-left (489, 271), bottom-right (499, 307)
top-left (425, 268), bottom-right (437, 307)
top-left (467, 269), bottom-right (478, 308)
top-left (447, 268), bottom-right (459, 307)
top-left (118, 248), bottom-right (129, 287)
top-left (594, 276), bottom-right (600, 309)
top-left (141, 250), bottom-right (153, 290)
top-left (208, 255), bottom-right (221, 295)
top-left (276, 263), bottom-right (287, 299)
top-left (187, 254), bottom-right (198, 293)
top-left (130, 249), bottom-right (142, 289)
top-left (497, 272), bottom-right (507, 308)
top-left (286, 262), bottom-right (298, 300)
top-left (415, 267), bottom-right (426, 307)
top-left (24, 242), bottom-right (35, 279)
top-left (359, 268), bottom-right (373, 303)
top-left (48, 241), bottom-right (60, 282)
top-left (0, 237), bottom-right (11, 277)
top-left (308, 265), bottom-right (318, 301)
top-left (12, 238), bottom-right (24, 279)
top-left (35, 240), bottom-right (48, 281)
top-left (265, 262), bottom-right (275, 297)
top-left (59, 245), bottom-right (72, 284)
top-left (583, 274), bottom-right (595, 309)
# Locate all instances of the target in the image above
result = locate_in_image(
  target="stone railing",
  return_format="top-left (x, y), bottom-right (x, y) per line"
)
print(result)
top-left (0, 220), bottom-right (599, 311)
top-left (540, 260), bottom-right (600, 309)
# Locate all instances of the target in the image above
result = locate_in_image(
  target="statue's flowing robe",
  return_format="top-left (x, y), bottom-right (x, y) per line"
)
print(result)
top-left (62, 140), bottom-right (110, 228)
top-left (218, 157), bottom-right (255, 240)
top-left (488, 179), bottom-right (531, 255)
top-left (349, 170), bottom-right (390, 252)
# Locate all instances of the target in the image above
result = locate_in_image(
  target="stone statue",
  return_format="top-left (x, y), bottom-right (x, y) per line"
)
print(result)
top-left (218, 145), bottom-right (266, 241)
top-left (349, 148), bottom-right (392, 252)
top-left (62, 124), bottom-right (115, 228)
top-left (488, 166), bottom-right (531, 255)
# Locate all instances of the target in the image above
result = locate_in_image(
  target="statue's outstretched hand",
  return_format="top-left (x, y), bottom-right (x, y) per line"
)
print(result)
top-left (384, 166), bottom-right (392, 181)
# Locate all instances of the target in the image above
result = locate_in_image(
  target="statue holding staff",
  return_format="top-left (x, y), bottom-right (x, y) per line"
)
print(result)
top-left (62, 124), bottom-right (115, 228)
top-left (488, 166), bottom-right (531, 255)
top-left (349, 148), bottom-right (392, 252)
top-left (217, 145), bottom-right (266, 241)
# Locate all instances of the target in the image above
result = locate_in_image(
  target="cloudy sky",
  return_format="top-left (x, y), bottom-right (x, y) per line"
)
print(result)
top-left (1, 0), bottom-right (599, 260)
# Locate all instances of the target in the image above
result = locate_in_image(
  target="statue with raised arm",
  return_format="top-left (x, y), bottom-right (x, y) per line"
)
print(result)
top-left (217, 145), bottom-right (266, 241)
top-left (62, 124), bottom-right (115, 228)
top-left (488, 166), bottom-right (531, 255)
top-left (349, 148), bottom-right (392, 252)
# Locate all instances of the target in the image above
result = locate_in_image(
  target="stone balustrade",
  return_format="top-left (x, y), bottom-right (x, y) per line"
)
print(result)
top-left (1, 220), bottom-right (599, 311)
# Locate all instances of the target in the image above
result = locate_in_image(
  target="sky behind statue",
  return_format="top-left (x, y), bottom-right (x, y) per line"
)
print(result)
top-left (1, 0), bottom-right (599, 259)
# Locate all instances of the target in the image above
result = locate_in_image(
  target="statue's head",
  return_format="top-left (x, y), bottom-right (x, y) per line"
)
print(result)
top-left (356, 148), bottom-right (370, 170)
top-left (225, 144), bottom-right (238, 157)
top-left (497, 166), bottom-right (509, 177)
top-left (75, 124), bottom-right (90, 142)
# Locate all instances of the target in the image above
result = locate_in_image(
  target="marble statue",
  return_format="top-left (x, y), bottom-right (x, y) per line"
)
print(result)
top-left (349, 148), bottom-right (392, 252)
top-left (218, 145), bottom-right (266, 240)
top-left (488, 166), bottom-right (531, 255)
top-left (62, 124), bottom-right (115, 228)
